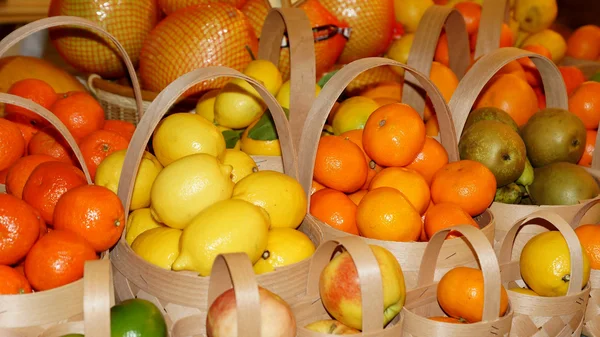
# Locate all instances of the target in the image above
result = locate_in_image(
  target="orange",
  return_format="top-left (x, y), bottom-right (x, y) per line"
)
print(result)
top-left (474, 73), bottom-right (538, 127)
top-left (5, 78), bottom-right (58, 129)
top-left (0, 194), bottom-right (42, 265)
top-left (559, 66), bottom-right (586, 96)
top-left (79, 130), bottom-right (130, 180)
top-left (0, 118), bottom-right (25, 171)
top-left (313, 135), bottom-right (368, 193)
top-left (15, 122), bottom-right (39, 152)
top-left (311, 180), bottom-right (326, 195)
top-left (24, 229), bottom-right (97, 291)
top-left (434, 32), bottom-right (450, 67)
top-left (569, 81), bottom-right (600, 129)
top-left (310, 188), bottom-right (359, 235)
top-left (363, 103), bottom-right (426, 167)
top-left (5, 154), bottom-right (58, 199)
top-left (425, 115), bottom-right (440, 137)
top-left (22, 161), bottom-right (88, 224)
top-left (359, 81), bottom-right (403, 101)
top-left (470, 23), bottom-right (513, 51)
top-left (453, 2), bottom-right (481, 35)
top-left (339, 128), bottom-right (383, 189)
top-left (102, 119), bottom-right (136, 142)
top-left (369, 167), bottom-right (431, 215)
top-left (496, 60), bottom-right (527, 83)
top-left (424, 62), bottom-right (459, 119)
top-left (348, 189), bottom-right (368, 205)
top-left (53, 185), bottom-right (125, 252)
top-left (28, 126), bottom-right (75, 165)
top-left (0, 265), bottom-right (32, 294)
top-left (534, 86), bottom-right (546, 110)
top-left (430, 160), bottom-right (496, 216)
top-left (374, 97), bottom-right (401, 107)
top-left (50, 91), bottom-right (105, 142)
top-left (437, 266), bottom-right (509, 323)
top-left (0, 168), bottom-right (7, 184)
top-left (518, 44), bottom-right (553, 69)
top-left (428, 316), bottom-right (466, 324)
top-left (574, 224), bottom-right (600, 269)
top-left (566, 25), bottom-right (600, 61)
top-left (406, 137), bottom-right (449, 185)
top-left (356, 187), bottom-right (422, 242)
top-left (420, 200), bottom-right (434, 242)
top-left (578, 130), bottom-right (596, 167)
top-left (424, 202), bottom-right (479, 240)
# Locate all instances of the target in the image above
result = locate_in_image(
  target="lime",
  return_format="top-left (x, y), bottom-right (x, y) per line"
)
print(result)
top-left (111, 299), bottom-right (167, 337)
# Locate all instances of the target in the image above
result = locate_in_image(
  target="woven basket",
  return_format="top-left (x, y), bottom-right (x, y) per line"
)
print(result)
top-left (292, 236), bottom-right (403, 336)
top-left (498, 211), bottom-right (591, 336)
top-left (448, 47), bottom-right (600, 260)
top-left (401, 225), bottom-right (514, 337)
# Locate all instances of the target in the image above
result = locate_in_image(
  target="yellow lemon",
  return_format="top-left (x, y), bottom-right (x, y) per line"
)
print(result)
top-left (240, 120), bottom-right (281, 156)
top-left (522, 29), bottom-right (567, 63)
top-left (253, 228), bottom-right (316, 274)
top-left (222, 149), bottom-right (258, 183)
top-left (385, 34), bottom-right (415, 76)
top-left (152, 113), bottom-right (226, 166)
top-left (172, 199), bottom-right (270, 276)
top-left (131, 227), bottom-right (182, 270)
top-left (332, 96), bottom-right (379, 135)
top-left (394, 0), bottom-right (434, 33)
top-left (95, 150), bottom-right (163, 211)
top-left (322, 124), bottom-right (335, 137)
top-left (509, 287), bottom-right (539, 296)
top-left (520, 231), bottom-right (591, 297)
top-left (232, 170), bottom-right (307, 229)
top-left (150, 153), bottom-right (234, 229)
top-left (217, 125), bottom-right (241, 150)
top-left (514, 0), bottom-right (557, 34)
top-left (243, 59), bottom-right (283, 95)
top-left (126, 208), bottom-right (165, 246)
top-left (276, 80), bottom-right (321, 110)
top-left (195, 89), bottom-right (220, 122)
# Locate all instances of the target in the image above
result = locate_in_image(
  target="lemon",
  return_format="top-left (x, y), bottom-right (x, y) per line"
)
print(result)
top-left (150, 153), bottom-right (234, 229)
top-left (222, 149), bottom-right (258, 183)
top-left (240, 120), bottom-right (281, 156)
top-left (276, 80), bottom-right (321, 110)
top-left (509, 287), bottom-right (539, 296)
top-left (95, 150), bottom-right (163, 211)
top-left (253, 228), bottom-right (316, 274)
top-left (520, 231), bottom-right (591, 297)
top-left (514, 0), bottom-right (557, 34)
top-left (232, 170), bottom-right (307, 229)
top-left (195, 89), bottom-right (220, 122)
top-left (394, 0), bottom-right (434, 33)
top-left (242, 59), bottom-right (283, 95)
top-left (152, 113), bottom-right (226, 166)
top-left (217, 125), bottom-right (241, 150)
top-left (515, 30), bottom-right (531, 48)
top-left (385, 34), bottom-right (415, 76)
top-left (126, 208), bottom-right (165, 246)
top-left (332, 96), bottom-right (379, 135)
top-left (171, 199), bottom-right (270, 276)
top-left (131, 227), bottom-right (182, 270)
top-left (522, 29), bottom-right (567, 63)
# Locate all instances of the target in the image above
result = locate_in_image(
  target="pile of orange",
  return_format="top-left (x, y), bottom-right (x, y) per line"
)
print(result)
top-left (310, 102), bottom-right (497, 243)
top-left (0, 79), bottom-right (129, 295)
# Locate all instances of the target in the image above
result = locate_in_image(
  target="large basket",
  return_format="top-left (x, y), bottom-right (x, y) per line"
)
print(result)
top-left (498, 211), bottom-right (591, 336)
top-left (448, 47), bottom-right (600, 259)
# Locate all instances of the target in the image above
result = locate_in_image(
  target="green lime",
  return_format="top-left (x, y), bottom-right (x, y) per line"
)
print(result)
top-left (111, 299), bottom-right (167, 337)
top-left (590, 72), bottom-right (600, 83)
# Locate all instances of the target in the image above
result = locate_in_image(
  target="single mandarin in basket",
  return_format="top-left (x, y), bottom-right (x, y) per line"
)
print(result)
top-left (430, 160), bottom-right (496, 217)
top-left (405, 136), bottom-right (449, 185)
top-left (568, 81), bottom-right (600, 130)
top-left (437, 267), bottom-right (509, 323)
top-left (339, 128), bottom-right (383, 189)
top-left (578, 130), bottom-right (597, 167)
top-left (566, 25), bottom-right (600, 61)
top-left (50, 91), bottom-right (105, 142)
top-left (0, 118), bottom-right (25, 171)
top-left (356, 187), bottom-right (422, 242)
top-left (453, 1), bottom-right (481, 35)
top-left (424, 202), bottom-right (480, 240)
top-left (575, 224), bottom-right (600, 269)
top-left (28, 126), bottom-right (76, 165)
top-left (5, 78), bottom-right (58, 129)
top-left (313, 135), bottom-right (368, 193)
top-left (79, 129), bottom-right (130, 180)
top-left (362, 103), bottom-right (426, 167)
top-left (0, 194), bottom-right (42, 265)
top-left (424, 61), bottom-right (459, 119)
top-left (5, 154), bottom-right (58, 199)
top-left (310, 188), bottom-right (359, 235)
top-left (369, 167), bottom-right (431, 215)
top-left (14, 122), bottom-right (39, 151)
top-left (434, 32), bottom-right (450, 68)
top-left (24, 229), bottom-right (97, 291)
top-left (102, 119), bottom-right (136, 142)
top-left (0, 265), bottom-right (32, 294)
top-left (518, 44), bottom-right (553, 70)
top-left (559, 66), bottom-right (586, 96)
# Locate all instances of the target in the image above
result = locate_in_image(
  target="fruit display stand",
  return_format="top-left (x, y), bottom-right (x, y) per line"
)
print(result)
top-left (0, 259), bottom-right (113, 337)
top-left (498, 211), bottom-right (591, 336)
top-left (292, 236), bottom-right (402, 336)
top-left (448, 47), bottom-right (600, 259)
top-left (401, 225), bottom-right (513, 336)
top-left (297, 57), bottom-right (495, 289)
top-left (108, 62), bottom-right (322, 332)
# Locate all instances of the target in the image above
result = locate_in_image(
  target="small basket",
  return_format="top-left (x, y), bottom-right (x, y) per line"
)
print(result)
top-left (498, 211), bottom-right (591, 336)
top-left (401, 225), bottom-right (514, 336)
top-left (292, 236), bottom-right (402, 336)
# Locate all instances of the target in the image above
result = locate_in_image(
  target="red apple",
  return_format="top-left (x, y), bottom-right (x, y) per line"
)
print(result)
top-left (305, 319), bottom-right (360, 334)
top-left (319, 245), bottom-right (405, 330)
top-left (206, 286), bottom-right (296, 337)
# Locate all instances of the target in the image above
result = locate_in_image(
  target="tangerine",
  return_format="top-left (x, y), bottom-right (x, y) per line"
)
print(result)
top-left (559, 66), bottom-right (586, 96)
top-left (575, 224), bottom-right (600, 269)
top-left (5, 154), bottom-right (57, 199)
top-left (578, 130), bottom-right (596, 167)
top-left (369, 167), bottom-right (431, 215)
top-left (0, 118), bottom-right (25, 171)
top-left (313, 135), bottom-right (368, 193)
top-left (0, 265), bottom-right (32, 294)
top-left (50, 91), bottom-right (105, 142)
top-left (14, 122), bottom-right (39, 151)
top-left (79, 130), bottom-right (129, 180)
top-left (28, 126), bottom-right (75, 165)
top-left (566, 25), bottom-right (600, 61)
top-left (568, 81), bottom-right (600, 129)
top-left (454, 2), bottom-right (481, 35)
top-left (405, 136), bottom-right (449, 185)
top-left (5, 78), bottom-right (57, 129)
top-left (102, 119), bottom-right (136, 142)
top-left (311, 180), bottom-right (326, 195)
top-left (424, 202), bottom-right (479, 240)
top-left (348, 189), bottom-right (368, 205)
top-left (310, 188), bottom-right (359, 235)
top-left (0, 194), bottom-right (42, 265)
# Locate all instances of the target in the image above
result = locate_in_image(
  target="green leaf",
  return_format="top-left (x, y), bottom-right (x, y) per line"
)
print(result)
top-left (318, 70), bottom-right (339, 88)
top-left (248, 111), bottom-right (279, 141)
top-left (222, 129), bottom-right (243, 148)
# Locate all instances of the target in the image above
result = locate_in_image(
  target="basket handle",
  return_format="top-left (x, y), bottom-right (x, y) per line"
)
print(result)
top-left (0, 16), bottom-right (144, 119)
top-left (417, 225), bottom-right (503, 322)
top-left (474, 0), bottom-right (510, 59)
top-left (297, 57), bottom-right (459, 199)
top-left (570, 199), bottom-right (600, 227)
top-left (303, 236), bottom-right (386, 332)
top-left (258, 8), bottom-right (316, 150)
top-left (403, 5), bottom-right (471, 115)
top-left (498, 210), bottom-right (585, 296)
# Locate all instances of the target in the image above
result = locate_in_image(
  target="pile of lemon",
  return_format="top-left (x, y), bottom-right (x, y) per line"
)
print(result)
top-left (94, 60), bottom-right (316, 277)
